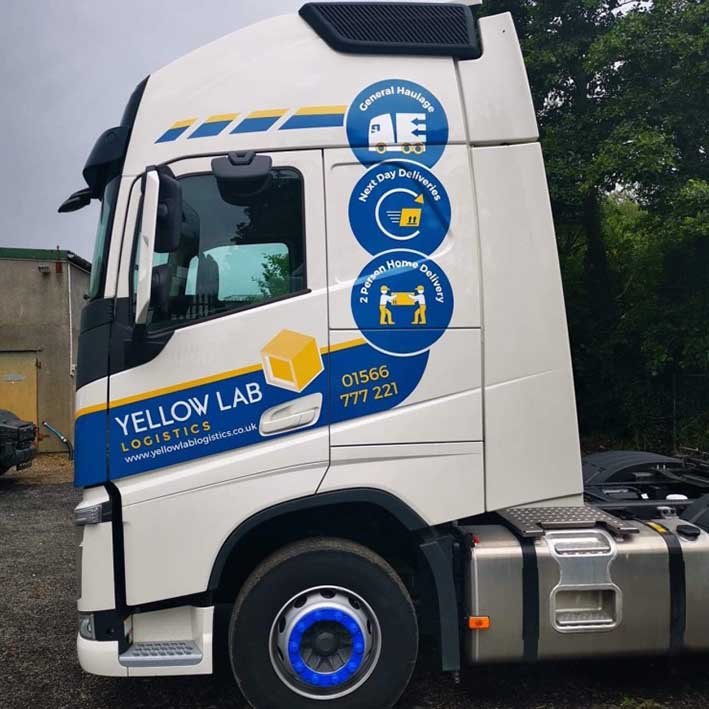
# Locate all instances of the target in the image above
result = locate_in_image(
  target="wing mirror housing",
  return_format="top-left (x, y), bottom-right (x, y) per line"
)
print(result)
top-left (154, 167), bottom-right (182, 254)
top-left (134, 166), bottom-right (184, 325)
top-left (58, 187), bottom-right (93, 213)
top-left (211, 151), bottom-right (272, 204)
top-left (83, 126), bottom-right (129, 198)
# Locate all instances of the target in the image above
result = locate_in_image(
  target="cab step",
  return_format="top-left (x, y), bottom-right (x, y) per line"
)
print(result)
top-left (119, 640), bottom-right (203, 667)
top-left (499, 504), bottom-right (639, 538)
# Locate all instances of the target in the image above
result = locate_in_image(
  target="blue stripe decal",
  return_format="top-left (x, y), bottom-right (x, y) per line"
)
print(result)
top-left (231, 116), bottom-right (281, 134)
top-left (155, 126), bottom-right (190, 143)
top-left (188, 120), bottom-right (232, 139)
top-left (280, 113), bottom-right (345, 130)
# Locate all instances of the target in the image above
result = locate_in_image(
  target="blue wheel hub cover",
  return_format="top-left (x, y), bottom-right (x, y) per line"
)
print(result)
top-left (287, 608), bottom-right (366, 687)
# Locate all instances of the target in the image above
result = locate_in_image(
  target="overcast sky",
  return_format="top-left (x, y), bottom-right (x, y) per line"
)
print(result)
top-left (0, 0), bottom-right (315, 260)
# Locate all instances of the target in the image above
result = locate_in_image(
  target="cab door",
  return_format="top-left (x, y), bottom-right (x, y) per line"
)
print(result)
top-left (107, 150), bottom-right (329, 603)
top-left (109, 149), bottom-right (329, 484)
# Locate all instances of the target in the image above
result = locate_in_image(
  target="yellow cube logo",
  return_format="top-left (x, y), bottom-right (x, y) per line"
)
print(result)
top-left (261, 330), bottom-right (324, 392)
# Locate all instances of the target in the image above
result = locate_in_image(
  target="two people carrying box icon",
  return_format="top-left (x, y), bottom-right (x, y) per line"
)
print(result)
top-left (379, 285), bottom-right (427, 326)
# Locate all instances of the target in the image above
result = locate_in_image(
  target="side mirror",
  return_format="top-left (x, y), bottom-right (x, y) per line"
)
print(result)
top-left (211, 151), bottom-right (272, 204)
top-left (58, 187), bottom-right (92, 213)
top-left (83, 126), bottom-right (129, 198)
top-left (155, 169), bottom-right (182, 253)
top-left (135, 167), bottom-right (184, 325)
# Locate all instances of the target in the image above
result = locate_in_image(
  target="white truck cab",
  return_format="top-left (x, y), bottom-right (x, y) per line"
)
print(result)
top-left (63, 4), bottom-right (709, 708)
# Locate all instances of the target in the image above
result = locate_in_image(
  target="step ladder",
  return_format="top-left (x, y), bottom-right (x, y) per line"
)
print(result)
top-left (119, 640), bottom-right (203, 667)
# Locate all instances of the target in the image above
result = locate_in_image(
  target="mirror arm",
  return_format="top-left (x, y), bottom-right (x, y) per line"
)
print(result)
top-left (135, 169), bottom-right (160, 325)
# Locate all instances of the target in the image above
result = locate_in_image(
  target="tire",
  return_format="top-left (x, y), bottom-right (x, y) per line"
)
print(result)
top-left (229, 537), bottom-right (418, 709)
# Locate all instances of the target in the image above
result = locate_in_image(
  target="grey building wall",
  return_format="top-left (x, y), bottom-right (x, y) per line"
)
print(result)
top-left (0, 255), bottom-right (90, 452)
top-left (69, 260), bottom-right (89, 386)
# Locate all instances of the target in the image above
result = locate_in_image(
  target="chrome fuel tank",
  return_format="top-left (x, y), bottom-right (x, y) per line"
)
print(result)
top-left (655, 516), bottom-right (709, 652)
top-left (462, 515), bottom-right (709, 665)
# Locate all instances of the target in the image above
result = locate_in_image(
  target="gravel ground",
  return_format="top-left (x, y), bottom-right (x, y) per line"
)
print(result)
top-left (2, 456), bottom-right (709, 709)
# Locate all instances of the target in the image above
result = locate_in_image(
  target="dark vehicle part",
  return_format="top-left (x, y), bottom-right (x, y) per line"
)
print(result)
top-left (583, 450), bottom-right (685, 485)
top-left (677, 447), bottom-right (709, 475)
top-left (211, 151), bottom-right (274, 203)
top-left (42, 421), bottom-right (74, 461)
top-left (57, 75), bottom-right (148, 212)
top-left (681, 494), bottom-right (709, 532)
top-left (300, 2), bottom-right (481, 59)
top-left (583, 450), bottom-right (709, 509)
top-left (154, 166), bottom-right (183, 253)
top-left (58, 187), bottom-right (93, 213)
top-left (0, 409), bottom-right (37, 475)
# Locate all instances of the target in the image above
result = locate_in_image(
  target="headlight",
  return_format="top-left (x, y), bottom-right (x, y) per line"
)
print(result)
top-left (74, 501), bottom-right (111, 526)
top-left (79, 613), bottom-right (96, 640)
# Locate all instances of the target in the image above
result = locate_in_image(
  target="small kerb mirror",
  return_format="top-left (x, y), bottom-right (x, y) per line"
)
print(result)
top-left (211, 151), bottom-right (273, 204)
top-left (58, 187), bottom-right (92, 213)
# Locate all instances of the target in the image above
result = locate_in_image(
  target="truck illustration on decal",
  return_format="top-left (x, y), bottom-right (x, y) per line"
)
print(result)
top-left (368, 112), bottom-right (426, 155)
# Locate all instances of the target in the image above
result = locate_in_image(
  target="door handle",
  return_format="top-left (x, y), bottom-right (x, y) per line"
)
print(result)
top-left (259, 393), bottom-right (323, 436)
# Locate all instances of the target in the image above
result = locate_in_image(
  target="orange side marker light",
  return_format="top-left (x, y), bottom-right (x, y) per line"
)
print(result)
top-left (468, 616), bottom-right (491, 631)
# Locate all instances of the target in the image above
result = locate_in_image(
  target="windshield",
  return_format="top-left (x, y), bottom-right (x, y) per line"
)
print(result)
top-left (87, 176), bottom-right (120, 300)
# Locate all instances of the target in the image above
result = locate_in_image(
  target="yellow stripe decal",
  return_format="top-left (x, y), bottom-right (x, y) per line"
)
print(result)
top-left (247, 108), bottom-right (288, 119)
top-left (171, 118), bottom-right (197, 129)
top-left (206, 112), bottom-right (238, 123)
top-left (75, 402), bottom-right (107, 418)
top-left (158, 103), bottom-right (350, 142)
top-left (296, 105), bottom-right (347, 116)
top-left (156, 118), bottom-right (199, 143)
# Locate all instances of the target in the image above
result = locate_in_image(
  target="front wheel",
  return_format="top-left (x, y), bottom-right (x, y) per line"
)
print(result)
top-left (229, 538), bottom-right (418, 709)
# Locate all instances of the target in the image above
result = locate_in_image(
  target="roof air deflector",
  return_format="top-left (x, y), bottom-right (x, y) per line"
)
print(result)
top-left (299, 2), bottom-right (481, 59)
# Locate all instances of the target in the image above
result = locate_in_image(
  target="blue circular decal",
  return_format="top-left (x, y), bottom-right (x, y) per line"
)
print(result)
top-left (349, 161), bottom-right (451, 255)
top-left (346, 79), bottom-right (449, 167)
top-left (351, 250), bottom-right (454, 356)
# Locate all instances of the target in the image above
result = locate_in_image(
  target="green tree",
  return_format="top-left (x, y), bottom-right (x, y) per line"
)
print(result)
top-left (257, 251), bottom-right (291, 299)
top-left (479, 0), bottom-right (709, 449)
top-left (579, 0), bottom-right (708, 448)
top-left (587, 0), bottom-right (708, 205)
top-left (481, 0), bottom-right (626, 436)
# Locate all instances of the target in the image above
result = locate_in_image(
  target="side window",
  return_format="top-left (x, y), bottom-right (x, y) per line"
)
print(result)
top-left (138, 167), bottom-right (305, 329)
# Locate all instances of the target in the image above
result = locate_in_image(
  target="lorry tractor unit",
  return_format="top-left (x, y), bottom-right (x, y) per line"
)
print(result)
top-left (60, 3), bottom-right (709, 708)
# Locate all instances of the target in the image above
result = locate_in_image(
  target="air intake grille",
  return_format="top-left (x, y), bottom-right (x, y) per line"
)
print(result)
top-left (299, 3), bottom-right (481, 59)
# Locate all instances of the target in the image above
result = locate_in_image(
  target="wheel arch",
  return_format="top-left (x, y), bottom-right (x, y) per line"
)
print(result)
top-left (208, 488), bottom-right (426, 592)
top-left (207, 488), bottom-right (461, 672)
